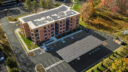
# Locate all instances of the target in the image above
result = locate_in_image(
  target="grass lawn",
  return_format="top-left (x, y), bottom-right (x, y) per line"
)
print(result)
top-left (19, 32), bottom-right (39, 50)
top-left (73, 4), bottom-right (81, 11)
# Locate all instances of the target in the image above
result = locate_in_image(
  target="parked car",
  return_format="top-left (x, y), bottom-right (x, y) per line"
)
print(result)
top-left (0, 51), bottom-right (5, 62)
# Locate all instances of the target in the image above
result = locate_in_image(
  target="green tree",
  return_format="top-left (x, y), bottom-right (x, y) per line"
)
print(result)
top-left (0, 0), bottom-right (4, 4)
top-left (10, 68), bottom-right (21, 72)
top-left (32, 0), bottom-right (38, 12)
top-left (6, 57), bottom-right (17, 68)
top-left (47, 0), bottom-right (54, 9)
top-left (24, 0), bottom-right (32, 11)
top-left (39, 0), bottom-right (44, 8)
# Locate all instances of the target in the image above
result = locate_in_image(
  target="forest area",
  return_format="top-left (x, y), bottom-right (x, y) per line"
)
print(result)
top-left (80, 0), bottom-right (128, 42)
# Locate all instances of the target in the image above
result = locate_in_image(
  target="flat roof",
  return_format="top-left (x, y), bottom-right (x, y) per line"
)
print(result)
top-left (57, 35), bottom-right (102, 62)
top-left (19, 5), bottom-right (80, 29)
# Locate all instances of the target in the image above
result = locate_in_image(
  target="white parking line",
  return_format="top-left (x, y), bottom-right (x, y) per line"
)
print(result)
top-left (45, 60), bottom-right (64, 70)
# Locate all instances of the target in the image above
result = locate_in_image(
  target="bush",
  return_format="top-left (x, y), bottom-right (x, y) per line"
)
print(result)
top-left (54, 3), bottom-right (61, 7)
top-left (10, 68), bottom-right (21, 72)
top-left (8, 16), bottom-right (17, 21)
top-left (6, 57), bottom-right (17, 68)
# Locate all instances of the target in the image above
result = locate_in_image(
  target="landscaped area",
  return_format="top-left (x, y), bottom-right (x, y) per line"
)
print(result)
top-left (87, 46), bottom-right (128, 72)
top-left (19, 32), bottom-right (39, 50)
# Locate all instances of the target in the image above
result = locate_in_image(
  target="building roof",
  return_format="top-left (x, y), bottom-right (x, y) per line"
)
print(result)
top-left (19, 5), bottom-right (80, 29)
top-left (57, 35), bottom-right (102, 62)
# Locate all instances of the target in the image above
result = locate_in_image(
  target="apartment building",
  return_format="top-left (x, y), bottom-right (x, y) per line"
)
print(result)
top-left (19, 5), bottom-right (80, 44)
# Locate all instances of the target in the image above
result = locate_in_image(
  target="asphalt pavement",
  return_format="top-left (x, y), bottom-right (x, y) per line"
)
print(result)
top-left (0, 62), bottom-right (8, 72)
top-left (0, 17), bottom-right (36, 72)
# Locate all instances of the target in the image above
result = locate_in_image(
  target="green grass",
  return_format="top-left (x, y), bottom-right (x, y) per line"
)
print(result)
top-left (74, 0), bottom-right (80, 2)
top-left (19, 32), bottom-right (39, 50)
top-left (73, 4), bottom-right (81, 11)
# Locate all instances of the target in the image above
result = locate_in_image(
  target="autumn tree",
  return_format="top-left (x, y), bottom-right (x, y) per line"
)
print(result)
top-left (109, 58), bottom-right (128, 72)
top-left (80, 0), bottom-right (95, 21)
top-left (116, 0), bottom-right (128, 14)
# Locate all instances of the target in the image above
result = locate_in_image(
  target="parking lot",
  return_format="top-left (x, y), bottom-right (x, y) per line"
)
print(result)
top-left (30, 30), bottom-right (120, 72)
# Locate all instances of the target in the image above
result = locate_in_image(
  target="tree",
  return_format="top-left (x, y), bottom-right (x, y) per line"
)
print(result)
top-left (24, 0), bottom-right (32, 11)
top-left (10, 68), bottom-right (21, 72)
top-left (47, 0), bottom-right (54, 9)
top-left (6, 57), bottom-right (17, 68)
top-left (110, 58), bottom-right (128, 72)
top-left (0, 0), bottom-right (3, 4)
top-left (116, 0), bottom-right (128, 14)
top-left (39, 0), bottom-right (44, 8)
top-left (32, 0), bottom-right (38, 12)
top-left (80, 0), bottom-right (95, 21)
top-left (39, 0), bottom-right (54, 9)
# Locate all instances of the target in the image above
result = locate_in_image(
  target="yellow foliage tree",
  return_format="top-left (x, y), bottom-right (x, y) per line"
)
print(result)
top-left (110, 58), bottom-right (128, 72)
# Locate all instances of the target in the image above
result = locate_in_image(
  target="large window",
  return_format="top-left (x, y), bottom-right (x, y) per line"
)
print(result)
top-left (35, 30), bottom-right (38, 32)
top-left (66, 18), bottom-right (69, 31)
top-left (55, 22), bottom-right (59, 35)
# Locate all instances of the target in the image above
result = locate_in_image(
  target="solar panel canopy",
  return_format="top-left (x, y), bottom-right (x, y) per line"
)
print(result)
top-left (57, 35), bottom-right (102, 62)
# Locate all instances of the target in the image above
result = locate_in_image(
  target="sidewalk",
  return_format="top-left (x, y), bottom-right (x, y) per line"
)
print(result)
top-left (15, 28), bottom-right (40, 53)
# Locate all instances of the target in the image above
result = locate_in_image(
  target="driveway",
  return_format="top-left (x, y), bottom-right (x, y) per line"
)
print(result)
top-left (0, 17), bottom-right (36, 72)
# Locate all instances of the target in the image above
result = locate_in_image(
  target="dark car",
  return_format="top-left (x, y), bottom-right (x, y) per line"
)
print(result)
top-left (0, 51), bottom-right (5, 62)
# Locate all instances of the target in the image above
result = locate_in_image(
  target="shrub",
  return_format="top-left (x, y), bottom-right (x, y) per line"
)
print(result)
top-left (10, 68), bottom-right (21, 72)
top-left (54, 3), bottom-right (61, 7)
top-left (6, 57), bottom-right (17, 68)
top-left (8, 16), bottom-right (17, 21)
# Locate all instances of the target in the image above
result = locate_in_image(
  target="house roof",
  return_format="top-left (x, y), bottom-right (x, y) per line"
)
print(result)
top-left (57, 35), bottom-right (102, 62)
top-left (19, 5), bottom-right (80, 29)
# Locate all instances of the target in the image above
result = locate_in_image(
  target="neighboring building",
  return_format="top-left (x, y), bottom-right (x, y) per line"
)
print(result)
top-left (19, 5), bottom-right (80, 44)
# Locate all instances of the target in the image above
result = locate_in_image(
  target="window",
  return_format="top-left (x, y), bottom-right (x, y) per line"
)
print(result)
top-left (52, 34), bottom-right (54, 37)
top-left (63, 21), bottom-right (65, 23)
top-left (44, 27), bottom-right (46, 29)
top-left (60, 25), bottom-right (62, 27)
top-left (51, 28), bottom-right (54, 30)
top-left (71, 18), bottom-right (72, 20)
top-left (35, 34), bottom-right (39, 37)
top-left (51, 31), bottom-right (54, 34)
top-left (44, 30), bottom-right (47, 33)
top-left (60, 21), bottom-right (62, 23)
top-left (60, 28), bottom-right (62, 30)
top-left (31, 33), bottom-right (33, 36)
top-left (51, 24), bottom-right (53, 27)
top-left (49, 25), bottom-right (51, 28)
top-left (35, 30), bottom-right (38, 32)
top-left (44, 34), bottom-right (47, 36)
top-left (36, 36), bottom-right (39, 39)
top-left (45, 37), bottom-right (47, 40)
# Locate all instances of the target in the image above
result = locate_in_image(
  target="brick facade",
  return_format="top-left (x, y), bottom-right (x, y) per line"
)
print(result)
top-left (20, 15), bottom-right (80, 44)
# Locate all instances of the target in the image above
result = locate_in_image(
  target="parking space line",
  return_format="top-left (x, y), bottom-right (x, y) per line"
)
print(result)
top-left (45, 60), bottom-right (64, 70)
